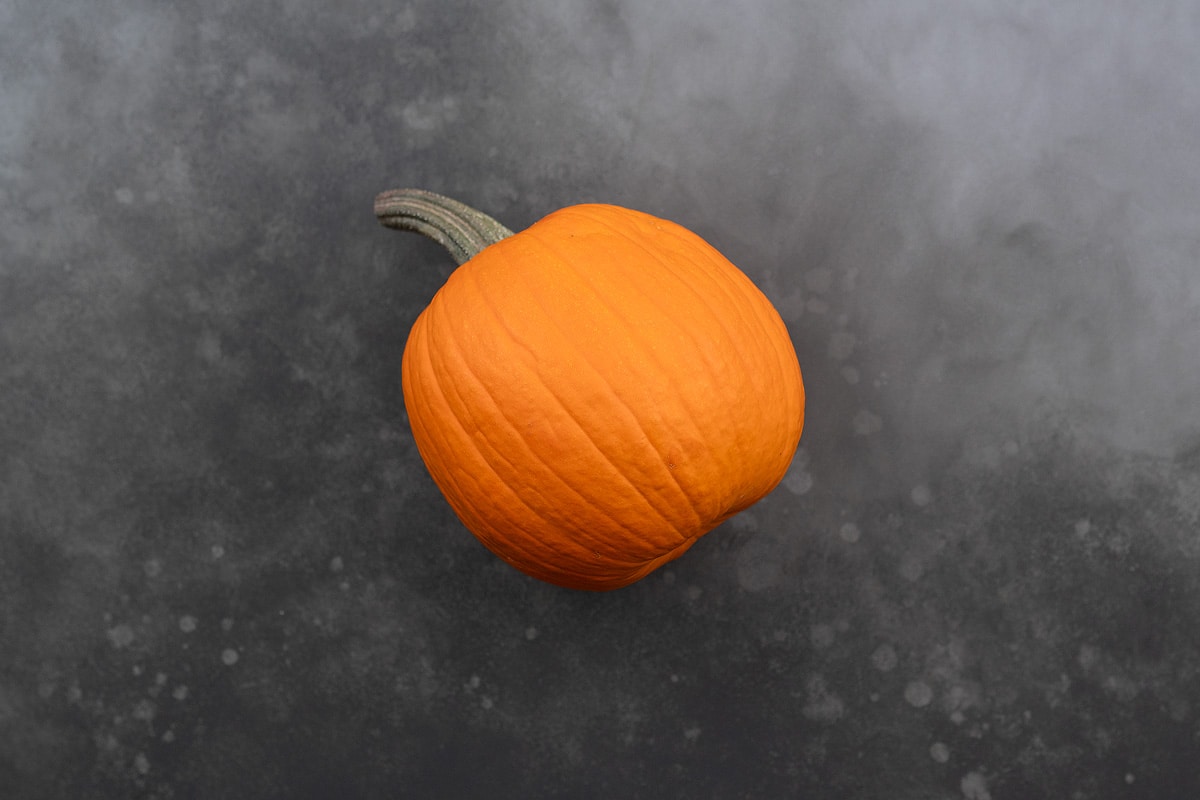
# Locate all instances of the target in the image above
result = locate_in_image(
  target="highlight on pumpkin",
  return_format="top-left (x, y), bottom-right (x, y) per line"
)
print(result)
top-left (378, 189), bottom-right (805, 590)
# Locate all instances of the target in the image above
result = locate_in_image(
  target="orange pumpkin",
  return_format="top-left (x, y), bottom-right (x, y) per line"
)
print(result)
top-left (375, 189), bottom-right (805, 590)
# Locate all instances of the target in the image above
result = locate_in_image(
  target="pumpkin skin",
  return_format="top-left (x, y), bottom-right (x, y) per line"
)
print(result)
top-left (399, 202), bottom-right (804, 591)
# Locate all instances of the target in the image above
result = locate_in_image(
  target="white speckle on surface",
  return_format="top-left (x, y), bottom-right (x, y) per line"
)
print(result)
top-left (1074, 518), bottom-right (1091, 537)
top-left (1077, 644), bottom-right (1100, 671)
top-left (172, 685), bottom-right (189, 701)
top-left (221, 648), bottom-right (239, 666)
top-left (162, 729), bottom-right (176, 743)
top-left (930, 741), bottom-right (951, 763)
top-left (178, 615), bottom-right (197, 633)
top-left (685, 585), bottom-right (703, 601)
top-left (960, 770), bottom-right (991, 800)
top-left (31, 681), bottom-right (57, 703)
top-left (899, 554), bottom-right (925, 582)
top-left (810, 624), bottom-right (836, 649)
top-left (196, 330), bottom-right (222, 364)
top-left (852, 409), bottom-right (883, 435)
top-left (211, 544), bottom-right (225, 559)
top-left (143, 558), bottom-right (162, 578)
top-left (220, 617), bottom-right (234, 632)
top-left (683, 726), bottom-right (702, 741)
top-left (945, 684), bottom-right (978, 715)
top-left (730, 511), bottom-right (758, 532)
top-left (801, 674), bottom-right (845, 723)
top-left (132, 699), bottom-right (156, 722)
top-left (828, 331), bottom-right (858, 360)
top-left (841, 365), bottom-right (861, 384)
top-left (399, 95), bottom-right (460, 132)
top-left (480, 696), bottom-right (494, 709)
top-left (1105, 532), bottom-right (1131, 555)
top-left (114, 187), bottom-right (135, 205)
top-left (330, 555), bottom-right (344, 573)
top-left (1125, 773), bottom-right (1135, 784)
top-left (871, 643), bottom-right (898, 672)
top-left (782, 468), bottom-right (813, 495)
top-left (839, 522), bottom-right (861, 543)
top-left (133, 752), bottom-right (150, 775)
top-left (911, 484), bottom-right (933, 507)
top-left (106, 624), bottom-right (135, 649)
top-left (467, 675), bottom-right (481, 690)
top-left (905, 680), bottom-right (934, 707)
top-left (525, 626), bottom-right (539, 640)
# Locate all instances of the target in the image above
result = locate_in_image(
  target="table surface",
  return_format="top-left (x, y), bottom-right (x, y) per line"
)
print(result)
top-left (4, 2), bottom-right (1199, 798)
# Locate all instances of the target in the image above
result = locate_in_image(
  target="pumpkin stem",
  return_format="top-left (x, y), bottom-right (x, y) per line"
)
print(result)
top-left (374, 188), bottom-right (515, 265)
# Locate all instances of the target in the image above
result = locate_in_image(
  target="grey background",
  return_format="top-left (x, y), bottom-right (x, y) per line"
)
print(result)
top-left (3, 1), bottom-right (1200, 797)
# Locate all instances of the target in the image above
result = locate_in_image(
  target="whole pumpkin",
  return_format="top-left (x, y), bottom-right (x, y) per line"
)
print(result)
top-left (376, 189), bottom-right (805, 591)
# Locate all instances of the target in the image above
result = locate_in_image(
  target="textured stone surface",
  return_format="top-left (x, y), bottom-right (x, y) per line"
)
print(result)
top-left (3, 1), bottom-right (1200, 797)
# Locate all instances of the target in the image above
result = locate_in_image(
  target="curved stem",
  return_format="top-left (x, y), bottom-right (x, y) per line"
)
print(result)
top-left (374, 188), bottom-right (515, 265)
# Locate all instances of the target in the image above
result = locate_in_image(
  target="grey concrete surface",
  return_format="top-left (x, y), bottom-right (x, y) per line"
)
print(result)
top-left (3, 1), bottom-right (1200, 797)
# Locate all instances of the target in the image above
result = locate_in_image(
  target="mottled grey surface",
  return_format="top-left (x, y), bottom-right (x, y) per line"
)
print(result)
top-left (3, 1), bottom-right (1200, 797)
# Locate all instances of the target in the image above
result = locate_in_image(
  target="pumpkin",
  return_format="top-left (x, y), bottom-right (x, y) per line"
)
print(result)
top-left (375, 189), bottom-right (805, 591)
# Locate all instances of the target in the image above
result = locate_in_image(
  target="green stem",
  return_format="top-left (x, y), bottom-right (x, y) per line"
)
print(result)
top-left (374, 188), bottom-right (515, 265)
